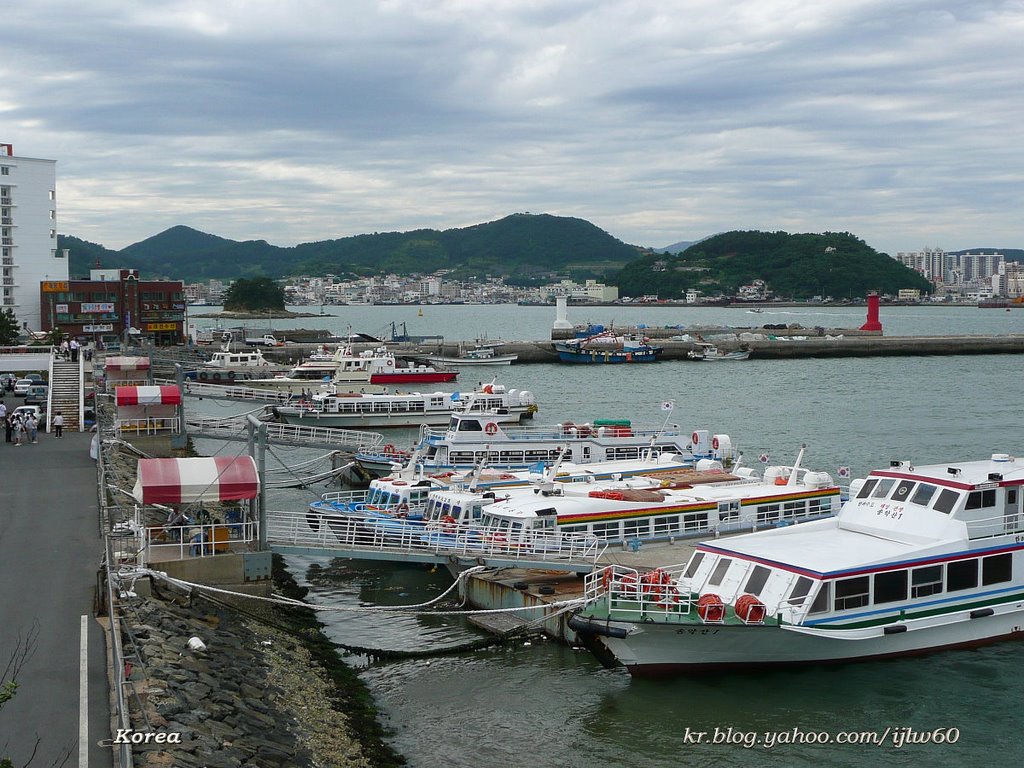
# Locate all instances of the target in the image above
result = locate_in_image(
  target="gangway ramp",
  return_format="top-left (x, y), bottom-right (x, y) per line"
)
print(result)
top-left (266, 509), bottom-right (605, 573)
top-left (162, 378), bottom-right (298, 404)
top-left (187, 414), bottom-right (384, 452)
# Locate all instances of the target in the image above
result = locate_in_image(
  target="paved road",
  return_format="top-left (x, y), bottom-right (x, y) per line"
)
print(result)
top-left (0, 405), bottom-right (110, 767)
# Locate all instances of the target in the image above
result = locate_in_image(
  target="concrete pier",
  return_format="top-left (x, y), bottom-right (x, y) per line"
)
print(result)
top-left (0, 424), bottom-right (110, 766)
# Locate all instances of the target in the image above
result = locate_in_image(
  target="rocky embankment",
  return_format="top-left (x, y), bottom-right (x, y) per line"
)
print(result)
top-left (125, 569), bottom-right (404, 768)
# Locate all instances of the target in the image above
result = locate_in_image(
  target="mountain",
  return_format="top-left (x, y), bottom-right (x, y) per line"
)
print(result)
top-left (59, 214), bottom-right (641, 282)
top-left (655, 240), bottom-right (694, 254)
top-left (58, 235), bottom-right (122, 278)
top-left (613, 230), bottom-right (934, 300)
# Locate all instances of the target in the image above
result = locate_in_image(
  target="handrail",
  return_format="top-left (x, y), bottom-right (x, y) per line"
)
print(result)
top-left (267, 508), bottom-right (605, 564)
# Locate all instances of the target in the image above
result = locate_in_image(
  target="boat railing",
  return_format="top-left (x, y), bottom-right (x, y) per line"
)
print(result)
top-left (582, 564), bottom-right (694, 617)
top-left (962, 509), bottom-right (1024, 539)
top-left (421, 423), bottom-right (688, 442)
top-left (267, 508), bottom-right (605, 563)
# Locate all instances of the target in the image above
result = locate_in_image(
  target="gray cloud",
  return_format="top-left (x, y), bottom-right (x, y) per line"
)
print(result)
top-left (3, 0), bottom-right (1023, 254)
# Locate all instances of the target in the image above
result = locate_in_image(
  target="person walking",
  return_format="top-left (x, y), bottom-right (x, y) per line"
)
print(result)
top-left (70, 338), bottom-right (80, 362)
top-left (27, 413), bottom-right (38, 444)
top-left (12, 414), bottom-right (23, 446)
top-left (52, 410), bottom-right (64, 438)
top-left (4, 413), bottom-right (12, 443)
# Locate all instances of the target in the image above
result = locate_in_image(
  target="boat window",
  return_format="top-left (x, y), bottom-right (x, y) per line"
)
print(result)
top-left (451, 505), bottom-right (462, 520)
top-left (856, 478), bottom-right (879, 499)
top-left (910, 483), bottom-right (938, 507)
top-left (718, 501), bottom-right (740, 521)
top-left (834, 576), bottom-right (870, 611)
top-left (683, 552), bottom-right (706, 578)
top-left (743, 565), bottom-right (771, 596)
top-left (459, 420), bottom-right (483, 432)
top-left (966, 489), bottom-right (997, 510)
top-left (870, 479), bottom-right (896, 499)
top-left (892, 480), bottom-right (916, 503)
top-left (911, 565), bottom-right (943, 598)
top-left (682, 512), bottom-right (709, 532)
top-left (932, 489), bottom-right (960, 515)
top-left (873, 570), bottom-right (908, 604)
top-left (623, 519), bottom-right (648, 537)
top-left (708, 558), bottom-right (732, 586)
top-left (786, 577), bottom-right (813, 606)
top-left (946, 559), bottom-right (978, 592)
top-left (982, 553), bottom-right (1013, 585)
top-left (652, 515), bottom-right (680, 536)
top-left (808, 582), bottom-right (830, 614)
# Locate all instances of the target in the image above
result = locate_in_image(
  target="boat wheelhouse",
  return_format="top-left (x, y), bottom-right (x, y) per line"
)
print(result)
top-left (572, 453), bottom-right (1024, 676)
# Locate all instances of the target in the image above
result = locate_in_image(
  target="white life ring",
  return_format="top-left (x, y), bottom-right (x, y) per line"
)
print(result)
top-left (484, 422), bottom-right (498, 435)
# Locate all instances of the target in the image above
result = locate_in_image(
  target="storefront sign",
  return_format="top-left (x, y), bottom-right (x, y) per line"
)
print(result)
top-left (55, 303), bottom-right (68, 313)
top-left (83, 324), bottom-right (114, 333)
top-left (146, 322), bottom-right (178, 331)
top-left (82, 302), bottom-right (115, 313)
top-left (42, 281), bottom-right (68, 292)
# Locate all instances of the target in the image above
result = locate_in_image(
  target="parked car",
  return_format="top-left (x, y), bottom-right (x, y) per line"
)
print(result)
top-left (12, 404), bottom-right (45, 428)
top-left (24, 385), bottom-right (48, 406)
top-left (25, 373), bottom-right (44, 383)
top-left (13, 378), bottom-right (33, 397)
top-left (0, 373), bottom-right (16, 392)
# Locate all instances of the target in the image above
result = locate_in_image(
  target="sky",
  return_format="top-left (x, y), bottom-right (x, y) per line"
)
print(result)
top-left (3, 0), bottom-right (1023, 255)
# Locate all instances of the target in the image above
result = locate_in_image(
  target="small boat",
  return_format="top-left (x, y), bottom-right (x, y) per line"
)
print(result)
top-left (356, 414), bottom-right (739, 477)
top-left (185, 349), bottom-right (289, 383)
top-left (747, 308), bottom-right (764, 314)
top-left (425, 345), bottom-right (517, 366)
top-left (554, 331), bottom-right (662, 364)
top-left (272, 381), bottom-right (537, 429)
top-left (687, 342), bottom-right (750, 361)
top-left (572, 452), bottom-right (1024, 676)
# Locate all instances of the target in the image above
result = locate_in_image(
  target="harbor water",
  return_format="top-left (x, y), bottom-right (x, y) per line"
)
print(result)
top-left (190, 305), bottom-right (1024, 767)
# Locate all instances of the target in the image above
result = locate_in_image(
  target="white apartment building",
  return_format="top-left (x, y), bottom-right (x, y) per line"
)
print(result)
top-left (0, 143), bottom-right (64, 332)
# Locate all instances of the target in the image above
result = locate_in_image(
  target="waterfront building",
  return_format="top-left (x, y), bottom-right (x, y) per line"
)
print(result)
top-left (0, 142), bottom-right (64, 333)
top-left (39, 268), bottom-right (186, 345)
top-left (543, 278), bottom-right (618, 303)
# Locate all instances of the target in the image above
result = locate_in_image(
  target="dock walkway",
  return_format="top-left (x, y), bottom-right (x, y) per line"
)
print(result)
top-left (0, 418), bottom-right (110, 766)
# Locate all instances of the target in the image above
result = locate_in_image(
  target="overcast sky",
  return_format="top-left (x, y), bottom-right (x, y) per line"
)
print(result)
top-left (3, 0), bottom-right (1023, 255)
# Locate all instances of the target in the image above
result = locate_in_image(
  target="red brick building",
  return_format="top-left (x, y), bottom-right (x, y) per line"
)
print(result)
top-left (39, 268), bottom-right (186, 345)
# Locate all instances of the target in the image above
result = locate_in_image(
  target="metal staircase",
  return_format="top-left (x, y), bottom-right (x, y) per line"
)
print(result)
top-left (47, 351), bottom-right (84, 433)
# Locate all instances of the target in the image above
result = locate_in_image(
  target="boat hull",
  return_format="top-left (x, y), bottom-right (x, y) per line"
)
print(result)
top-left (585, 603), bottom-right (1024, 676)
top-left (370, 371), bottom-right (458, 384)
top-left (425, 355), bottom-right (517, 366)
top-left (555, 348), bottom-right (660, 364)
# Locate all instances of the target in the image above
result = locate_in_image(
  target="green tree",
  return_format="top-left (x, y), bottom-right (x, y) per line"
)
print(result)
top-left (0, 308), bottom-right (20, 345)
top-left (221, 277), bottom-right (286, 311)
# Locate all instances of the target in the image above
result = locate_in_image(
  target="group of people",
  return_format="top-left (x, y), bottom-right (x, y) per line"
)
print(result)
top-left (0, 401), bottom-right (39, 446)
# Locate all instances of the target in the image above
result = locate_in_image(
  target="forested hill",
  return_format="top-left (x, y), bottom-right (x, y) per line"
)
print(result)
top-left (613, 230), bottom-right (934, 300)
top-left (58, 214), bottom-right (641, 281)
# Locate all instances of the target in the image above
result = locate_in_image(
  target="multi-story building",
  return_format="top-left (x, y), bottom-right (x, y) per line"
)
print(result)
top-left (39, 268), bottom-right (185, 345)
top-left (0, 142), bottom-right (65, 332)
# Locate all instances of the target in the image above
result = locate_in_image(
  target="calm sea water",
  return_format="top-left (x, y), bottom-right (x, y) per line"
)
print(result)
top-left (191, 305), bottom-right (1024, 768)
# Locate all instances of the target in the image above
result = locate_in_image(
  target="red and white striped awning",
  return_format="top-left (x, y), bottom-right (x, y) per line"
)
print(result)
top-left (115, 385), bottom-right (182, 406)
top-left (132, 456), bottom-right (260, 504)
top-left (104, 356), bottom-right (151, 371)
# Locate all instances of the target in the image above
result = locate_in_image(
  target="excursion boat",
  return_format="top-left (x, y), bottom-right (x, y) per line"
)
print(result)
top-left (308, 450), bottom-right (709, 520)
top-left (476, 447), bottom-right (839, 545)
top-left (242, 346), bottom-right (400, 394)
top-left (553, 331), bottom-right (662, 364)
top-left (272, 382), bottom-right (537, 429)
top-left (571, 453), bottom-right (1024, 676)
top-left (687, 342), bottom-right (751, 361)
top-left (185, 349), bottom-right (289, 383)
top-left (356, 415), bottom-right (740, 477)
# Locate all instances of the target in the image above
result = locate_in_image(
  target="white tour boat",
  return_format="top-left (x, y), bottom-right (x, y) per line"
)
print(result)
top-left (273, 382), bottom-right (537, 429)
top-left (425, 345), bottom-right (518, 366)
top-left (571, 452), bottom-right (1024, 676)
top-left (185, 349), bottom-right (290, 383)
top-left (356, 416), bottom-right (740, 477)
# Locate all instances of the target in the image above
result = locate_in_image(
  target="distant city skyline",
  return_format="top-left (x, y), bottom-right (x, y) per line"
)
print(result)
top-left (4, 1), bottom-right (1024, 256)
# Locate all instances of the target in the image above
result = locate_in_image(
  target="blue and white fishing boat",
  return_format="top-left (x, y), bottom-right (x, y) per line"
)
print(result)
top-left (571, 452), bottom-right (1024, 676)
top-left (553, 331), bottom-right (662, 364)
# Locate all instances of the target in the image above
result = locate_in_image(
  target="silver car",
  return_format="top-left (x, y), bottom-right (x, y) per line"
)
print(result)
top-left (13, 378), bottom-right (33, 397)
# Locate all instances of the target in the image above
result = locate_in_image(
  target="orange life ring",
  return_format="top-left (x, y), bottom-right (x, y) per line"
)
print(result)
top-left (711, 436), bottom-right (720, 450)
top-left (601, 566), bottom-right (613, 591)
top-left (484, 422), bottom-right (498, 435)
top-left (441, 514), bottom-right (458, 532)
top-left (392, 480), bottom-right (407, 486)
top-left (383, 443), bottom-right (396, 455)
top-left (691, 431), bottom-right (700, 444)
